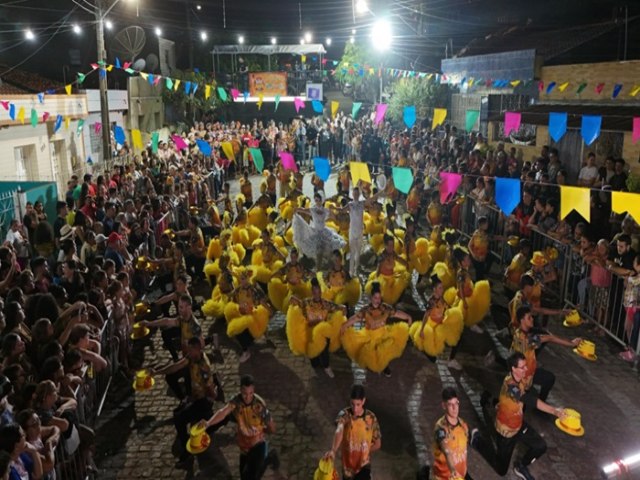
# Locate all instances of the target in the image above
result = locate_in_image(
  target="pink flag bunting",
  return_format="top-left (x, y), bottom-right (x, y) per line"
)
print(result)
top-left (633, 117), bottom-right (640, 144)
top-left (504, 112), bottom-right (521, 136)
top-left (42, 112), bottom-right (50, 122)
top-left (595, 83), bottom-right (605, 94)
top-left (538, 81), bottom-right (544, 92)
top-left (374, 103), bottom-right (388, 125)
top-left (171, 134), bottom-right (189, 150)
top-left (123, 62), bottom-right (131, 70)
top-left (90, 63), bottom-right (99, 70)
top-left (439, 172), bottom-right (463, 204)
top-left (280, 151), bottom-right (298, 172)
top-left (230, 88), bottom-right (240, 100)
top-left (294, 97), bottom-right (305, 113)
top-left (153, 75), bottom-right (162, 86)
top-left (0, 101), bottom-right (8, 110)
top-left (94, 122), bottom-right (102, 134)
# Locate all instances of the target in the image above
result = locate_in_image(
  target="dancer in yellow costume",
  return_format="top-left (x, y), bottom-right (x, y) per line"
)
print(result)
top-left (251, 228), bottom-right (286, 285)
top-left (410, 275), bottom-right (463, 357)
top-left (247, 192), bottom-right (273, 231)
top-left (369, 203), bottom-right (403, 255)
top-left (341, 282), bottom-right (412, 375)
top-left (401, 216), bottom-right (431, 277)
top-left (427, 225), bottom-right (448, 265)
top-left (287, 278), bottom-right (347, 378)
top-left (202, 254), bottom-right (236, 319)
top-left (445, 247), bottom-right (491, 329)
top-left (224, 267), bottom-right (272, 363)
top-left (204, 229), bottom-right (245, 280)
top-left (503, 238), bottom-right (531, 297)
top-left (268, 248), bottom-right (312, 311)
top-left (232, 207), bottom-right (261, 249)
top-left (318, 250), bottom-right (362, 309)
top-left (363, 201), bottom-right (385, 237)
top-left (365, 235), bottom-right (410, 305)
top-left (431, 229), bottom-right (459, 290)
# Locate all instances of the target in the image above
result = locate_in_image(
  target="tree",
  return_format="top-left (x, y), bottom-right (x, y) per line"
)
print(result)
top-left (161, 70), bottom-right (220, 124)
top-left (386, 78), bottom-right (450, 127)
top-left (333, 43), bottom-right (379, 103)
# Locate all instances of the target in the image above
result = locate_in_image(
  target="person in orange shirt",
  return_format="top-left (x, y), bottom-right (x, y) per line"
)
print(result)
top-left (324, 384), bottom-right (381, 480)
top-left (239, 169), bottom-right (253, 208)
top-left (203, 374), bottom-right (279, 479)
top-left (503, 239), bottom-right (531, 298)
top-left (468, 216), bottom-right (491, 281)
top-left (426, 191), bottom-right (444, 229)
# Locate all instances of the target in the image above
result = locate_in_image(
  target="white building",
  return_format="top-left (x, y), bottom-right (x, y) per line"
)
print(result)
top-left (82, 89), bottom-right (129, 167)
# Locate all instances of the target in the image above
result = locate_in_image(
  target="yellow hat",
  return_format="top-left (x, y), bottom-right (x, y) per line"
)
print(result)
top-left (563, 310), bottom-right (582, 328)
top-left (507, 235), bottom-right (520, 247)
top-left (555, 408), bottom-right (585, 436)
top-left (132, 369), bottom-right (155, 391)
top-left (530, 251), bottom-right (548, 266)
top-left (574, 340), bottom-right (597, 361)
top-left (186, 423), bottom-right (211, 454)
top-left (545, 246), bottom-right (559, 261)
top-left (313, 457), bottom-right (338, 480)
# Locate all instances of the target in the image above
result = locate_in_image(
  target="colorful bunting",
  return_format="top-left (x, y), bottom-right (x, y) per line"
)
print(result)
top-left (42, 112), bottom-right (50, 122)
top-left (205, 85), bottom-right (211, 100)
top-left (257, 94), bottom-right (264, 110)
top-left (331, 101), bottom-right (339, 118)
top-left (17, 107), bottom-right (25, 124)
top-left (151, 131), bottom-right (159, 154)
top-left (231, 88), bottom-right (240, 100)
top-left (312, 100), bottom-right (323, 113)
top-left (439, 172), bottom-right (462, 204)
top-left (37, 93), bottom-right (44, 104)
top-left (171, 134), bottom-right (188, 150)
top-left (392, 167), bottom-right (413, 194)
top-left (546, 82), bottom-right (557, 94)
top-left (313, 157), bottom-right (331, 181)
top-left (374, 104), bottom-right (387, 125)
top-left (612, 192), bottom-right (640, 225)
top-left (280, 151), bottom-right (298, 172)
top-left (612, 84), bottom-right (623, 99)
top-left (548, 112), bottom-right (568, 142)
top-left (558, 82), bottom-right (570, 92)
top-left (243, 91), bottom-right (249, 103)
top-left (221, 141), bottom-right (235, 161)
top-left (0, 101), bottom-right (8, 110)
top-left (432, 108), bottom-right (447, 130)
top-left (249, 148), bottom-right (264, 172)
top-left (581, 115), bottom-right (602, 146)
top-left (64, 116), bottom-right (70, 130)
top-left (114, 125), bottom-right (126, 145)
top-left (173, 79), bottom-right (181, 91)
top-left (184, 81), bottom-right (191, 95)
top-left (595, 83), bottom-right (605, 94)
top-left (294, 97), bottom-right (305, 113)
top-left (54, 115), bottom-right (62, 133)
top-left (9, 104), bottom-right (15, 120)
top-left (576, 82), bottom-right (587, 94)
top-left (131, 129), bottom-right (143, 149)
top-left (350, 162), bottom-right (371, 185)
top-left (560, 186), bottom-right (590, 222)
top-left (465, 110), bottom-right (479, 132)
top-left (217, 87), bottom-right (227, 101)
top-left (495, 178), bottom-right (521, 215)
top-left (352, 102), bottom-right (362, 119)
top-left (504, 112), bottom-right (521, 136)
top-left (403, 106), bottom-right (416, 129)
top-left (196, 139), bottom-right (212, 156)
top-left (633, 117), bottom-right (640, 144)
top-left (274, 95), bottom-right (281, 112)
top-left (65, 85), bottom-right (72, 95)
top-left (76, 119), bottom-right (85, 136)
top-left (94, 122), bottom-right (102, 134)
top-left (30, 108), bottom-right (37, 127)
top-left (631, 85), bottom-right (640, 97)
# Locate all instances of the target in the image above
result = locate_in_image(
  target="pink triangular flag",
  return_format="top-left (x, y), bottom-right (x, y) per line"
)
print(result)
top-left (504, 112), bottom-right (521, 135)
top-left (123, 62), bottom-right (131, 70)
top-left (0, 101), bottom-right (8, 111)
top-left (633, 117), bottom-right (640, 144)
top-left (595, 83), bottom-right (605, 94)
top-left (94, 122), bottom-right (102, 134)
top-left (153, 75), bottom-right (162, 86)
top-left (374, 103), bottom-right (388, 125)
top-left (294, 97), bottom-right (305, 113)
top-left (280, 151), bottom-right (298, 172)
top-left (171, 134), bottom-right (189, 150)
top-left (439, 172), bottom-right (463, 204)
top-left (230, 88), bottom-right (240, 100)
top-left (42, 112), bottom-right (50, 122)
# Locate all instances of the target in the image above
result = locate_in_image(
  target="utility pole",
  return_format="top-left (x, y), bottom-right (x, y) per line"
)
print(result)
top-left (185, 0), bottom-right (194, 69)
top-left (96, 0), bottom-right (112, 165)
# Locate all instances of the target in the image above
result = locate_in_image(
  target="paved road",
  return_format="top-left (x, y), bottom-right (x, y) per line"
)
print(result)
top-left (95, 172), bottom-right (640, 479)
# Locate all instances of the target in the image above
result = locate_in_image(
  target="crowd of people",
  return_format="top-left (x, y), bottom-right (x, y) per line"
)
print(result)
top-left (0, 106), bottom-right (636, 480)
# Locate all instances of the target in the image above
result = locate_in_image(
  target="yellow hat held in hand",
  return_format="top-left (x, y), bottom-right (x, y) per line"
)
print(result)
top-left (574, 339), bottom-right (597, 361)
top-left (555, 408), bottom-right (585, 436)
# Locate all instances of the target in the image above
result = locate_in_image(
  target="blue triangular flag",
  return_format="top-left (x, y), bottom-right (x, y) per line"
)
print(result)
top-left (37, 93), bottom-right (44, 104)
top-left (115, 57), bottom-right (121, 69)
top-left (312, 100), bottom-right (323, 113)
top-left (99, 69), bottom-right (106, 79)
top-left (612, 83), bottom-right (623, 99)
top-left (194, 67), bottom-right (200, 73)
top-left (87, 156), bottom-right (94, 165)
top-left (192, 83), bottom-right (198, 95)
top-left (403, 106), bottom-right (416, 129)
top-left (495, 177), bottom-right (521, 215)
top-left (243, 91), bottom-right (249, 103)
top-left (9, 104), bottom-right (15, 120)
top-left (113, 125), bottom-right (126, 145)
top-left (184, 81), bottom-right (192, 94)
top-left (313, 157), bottom-right (331, 181)
top-left (196, 139), bottom-right (212, 156)
top-left (54, 114), bottom-right (63, 133)
top-left (548, 112), bottom-right (567, 142)
top-left (546, 81), bottom-right (557, 94)
top-left (147, 74), bottom-right (155, 85)
top-left (581, 115), bottom-right (602, 146)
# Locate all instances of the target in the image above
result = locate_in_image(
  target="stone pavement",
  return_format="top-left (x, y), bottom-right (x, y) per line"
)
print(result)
top-left (94, 171), bottom-right (640, 479)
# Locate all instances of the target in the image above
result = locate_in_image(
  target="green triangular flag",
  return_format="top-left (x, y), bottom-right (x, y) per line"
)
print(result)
top-left (125, 68), bottom-right (135, 74)
top-left (76, 119), bottom-right (85, 136)
top-left (97, 60), bottom-right (106, 66)
top-left (576, 82), bottom-right (587, 94)
top-left (352, 102), bottom-right (362, 118)
top-left (249, 148), bottom-right (264, 172)
top-left (77, 73), bottom-right (86, 84)
top-left (30, 108), bottom-right (37, 127)
top-left (217, 87), bottom-right (228, 101)
top-left (274, 95), bottom-right (281, 111)
top-left (151, 131), bottom-right (159, 154)
top-left (392, 167), bottom-right (414, 194)
top-left (166, 77), bottom-right (173, 90)
top-left (465, 109), bottom-right (480, 132)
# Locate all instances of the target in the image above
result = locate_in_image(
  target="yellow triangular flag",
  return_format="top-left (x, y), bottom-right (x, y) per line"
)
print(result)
top-left (427, 73), bottom-right (434, 80)
top-left (257, 94), bottom-right (264, 110)
top-left (331, 101), bottom-right (339, 118)
top-left (301, 55), bottom-right (306, 63)
top-left (17, 107), bottom-right (25, 124)
top-left (140, 72), bottom-right (148, 80)
top-left (432, 108), bottom-right (447, 130)
top-left (65, 84), bottom-right (72, 95)
top-left (510, 80), bottom-right (521, 88)
top-left (468, 78), bottom-right (475, 87)
top-left (221, 141), bottom-right (235, 161)
top-left (174, 79), bottom-right (181, 91)
top-left (560, 186), bottom-right (590, 222)
top-left (64, 116), bottom-right (70, 130)
top-left (612, 192), bottom-right (640, 224)
top-left (630, 84), bottom-right (640, 97)
top-left (349, 161), bottom-right (371, 185)
top-left (131, 129), bottom-right (143, 150)
top-left (106, 65), bottom-right (114, 72)
top-left (558, 81), bottom-right (570, 92)
top-left (369, 68), bottom-right (374, 75)
top-left (205, 85), bottom-right (211, 100)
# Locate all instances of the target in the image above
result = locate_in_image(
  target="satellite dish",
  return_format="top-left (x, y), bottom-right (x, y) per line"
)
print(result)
top-left (146, 53), bottom-right (159, 72)
top-left (132, 58), bottom-right (146, 71)
top-left (112, 26), bottom-right (146, 61)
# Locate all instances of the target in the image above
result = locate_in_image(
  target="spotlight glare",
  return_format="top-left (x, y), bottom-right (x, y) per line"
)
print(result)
top-left (326, 37), bottom-right (332, 46)
top-left (356, 0), bottom-right (368, 14)
top-left (196, 4), bottom-right (202, 9)
top-left (72, 24), bottom-right (81, 34)
top-left (271, 37), bottom-right (277, 45)
top-left (349, 36), bottom-right (355, 44)
top-left (154, 27), bottom-right (162, 36)
top-left (304, 31), bottom-right (312, 43)
top-left (371, 19), bottom-right (392, 51)
top-left (238, 35), bottom-right (244, 44)
top-left (105, 20), bottom-right (113, 30)
top-left (200, 31), bottom-right (207, 41)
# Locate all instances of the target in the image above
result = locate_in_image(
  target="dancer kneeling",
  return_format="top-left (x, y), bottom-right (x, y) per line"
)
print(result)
top-left (268, 248), bottom-right (311, 312)
top-left (341, 282), bottom-right (412, 376)
top-left (365, 235), bottom-right (410, 305)
top-left (224, 268), bottom-right (272, 363)
top-left (286, 278), bottom-right (347, 378)
top-left (317, 250), bottom-right (362, 310)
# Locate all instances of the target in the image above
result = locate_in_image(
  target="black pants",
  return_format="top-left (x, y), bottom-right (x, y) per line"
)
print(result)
top-left (345, 465), bottom-right (371, 480)
top-left (532, 368), bottom-right (555, 402)
top-left (173, 397), bottom-right (213, 458)
top-left (162, 326), bottom-right (181, 362)
top-left (186, 254), bottom-right (206, 281)
top-left (237, 330), bottom-right (254, 352)
top-left (494, 423), bottom-right (546, 475)
top-left (166, 366), bottom-right (191, 400)
top-left (239, 441), bottom-right (268, 480)
top-left (472, 257), bottom-right (492, 281)
top-left (310, 341), bottom-right (330, 369)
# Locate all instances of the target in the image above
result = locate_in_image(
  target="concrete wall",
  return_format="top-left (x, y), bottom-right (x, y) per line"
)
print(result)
top-left (82, 89), bottom-right (129, 168)
top-left (128, 77), bottom-right (164, 132)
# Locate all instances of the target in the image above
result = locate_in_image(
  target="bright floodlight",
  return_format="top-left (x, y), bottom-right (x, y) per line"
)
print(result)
top-left (300, 38), bottom-right (305, 45)
top-left (72, 24), bottom-right (81, 34)
top-left (196, 4), bottom-right (202, 10)
top-left (271, 37), bottom-right (277, 45)
top-left (371, 19), bottom-right (392, 51)
top-left (352, 28), bottom-right (357, 35)
top-left (238, 35), bottom-right (244, 44)
top-left (155, 27), bottom-right (162, 36)
top-left (304, 32), bottom-right (312, 43)
top-left (355, 0), bottom-right (368, 14)
top-left (105, 20), bottom-right (113, 30)
top-left (25, 29), bottom-right (35, 40)
top-left (349, 36), bottom-right (355, 44)
top-left (200, 31), bottom-right (207, 41)
top-left (325, 37), bottom-right (332, 46)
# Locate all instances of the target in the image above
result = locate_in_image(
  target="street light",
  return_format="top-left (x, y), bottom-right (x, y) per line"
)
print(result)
top-left (238, 35), bottom-right (244, 44)
top-left (349, 36), bottom-right (355, 44)
top-left (271, 37), bottom-right (277, 45)
top-left (300, 38), bottom-right (305, 45)
top-left (325, 37), bottom-right (332, 46)
top-left (371, 19), bottom-right (392, 51)
top-left (304, 31), bottom-right (312, 43)
top-left (200, 31), bottom-right (207, 41)
top-left (24, 29), bottom-right (35, 40)
top-left (73, 24), bottom-right (82, 34)
top-left (154, 26), bottom-right (162, 36)
top-left (355, 0), bottom-right (368, 14)
top-left (196, 4), bottom-right (201, 10)
top-left (352, 28), bottom-right (357, 35)
top-left (105, 19), bottom-right (113, 29)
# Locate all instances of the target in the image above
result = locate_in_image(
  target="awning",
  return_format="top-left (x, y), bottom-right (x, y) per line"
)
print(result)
top-left (211, 44), bottom-right (326, 55)
top-left (489, 103), bottom-right (640, 132)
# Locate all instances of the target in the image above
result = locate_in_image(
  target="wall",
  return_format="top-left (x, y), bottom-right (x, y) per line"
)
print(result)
top-left (82, 89), bottom-right (129, 168)
top-left (128, 77), bottom-right (164, 132)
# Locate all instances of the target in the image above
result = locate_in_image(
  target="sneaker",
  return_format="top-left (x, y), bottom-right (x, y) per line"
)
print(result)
top-left (239, 351), bottom-right (251, 363)
top-left (383, 367), bottom-right (392, 377)
top-left (447, 359), bottom-right (463, 370)
top-left (483, 350), bottom-right (496, 367)
top-left (619, 349), bottom-right (636, 362)
top-left (514, 462), bottom-right (535, 480)
top-left (470, 324), bottom-right (484, 334)
top-left (324, 367), bottom-right (335, 378)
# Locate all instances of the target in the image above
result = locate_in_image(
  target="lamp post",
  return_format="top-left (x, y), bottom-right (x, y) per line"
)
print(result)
top-left (95, 0), bottom-right (112, 165)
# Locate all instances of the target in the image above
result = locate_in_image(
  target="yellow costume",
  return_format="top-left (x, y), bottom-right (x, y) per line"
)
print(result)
top-left (204, 230), bottom-right (245, 279)
top-left (504, 252), bottom-right (529, 292)
top-left (317, 269), bottom-right (361, 308)
top-left (400, 231), bottom-right (432, 276)
top-left (432, 261), bottom-right (456, 291)
top-left (232, 219), bottom-right (261, 250)
top-left (363, 210), bottom-right (385, 236)
top-left (250, 239), bottom-right (286, 284)
top-left (341, 303), bottom-right (409, 373)
top-left (445, 269), bottom-right (491, 327)
top-left (409, 296), bottom-right (464, 356)
top-left (268, 261), bottom-right (311, 312)
top-left (202, 269), bottom-right (235, 319)
top-left (427, 228), bottom-right (448, 264)
top-left (365, 251), bottom-right (410, 305)
top-left (224, 279), bottom-right (271, 339)
top-left (286, 299), bottom-right (345, 358)
top-left (247, 205), bottom-right (272, 231)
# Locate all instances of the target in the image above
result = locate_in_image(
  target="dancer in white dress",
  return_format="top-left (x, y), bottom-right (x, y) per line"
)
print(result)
top-left (293, 192), bottom-right (347, 270)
